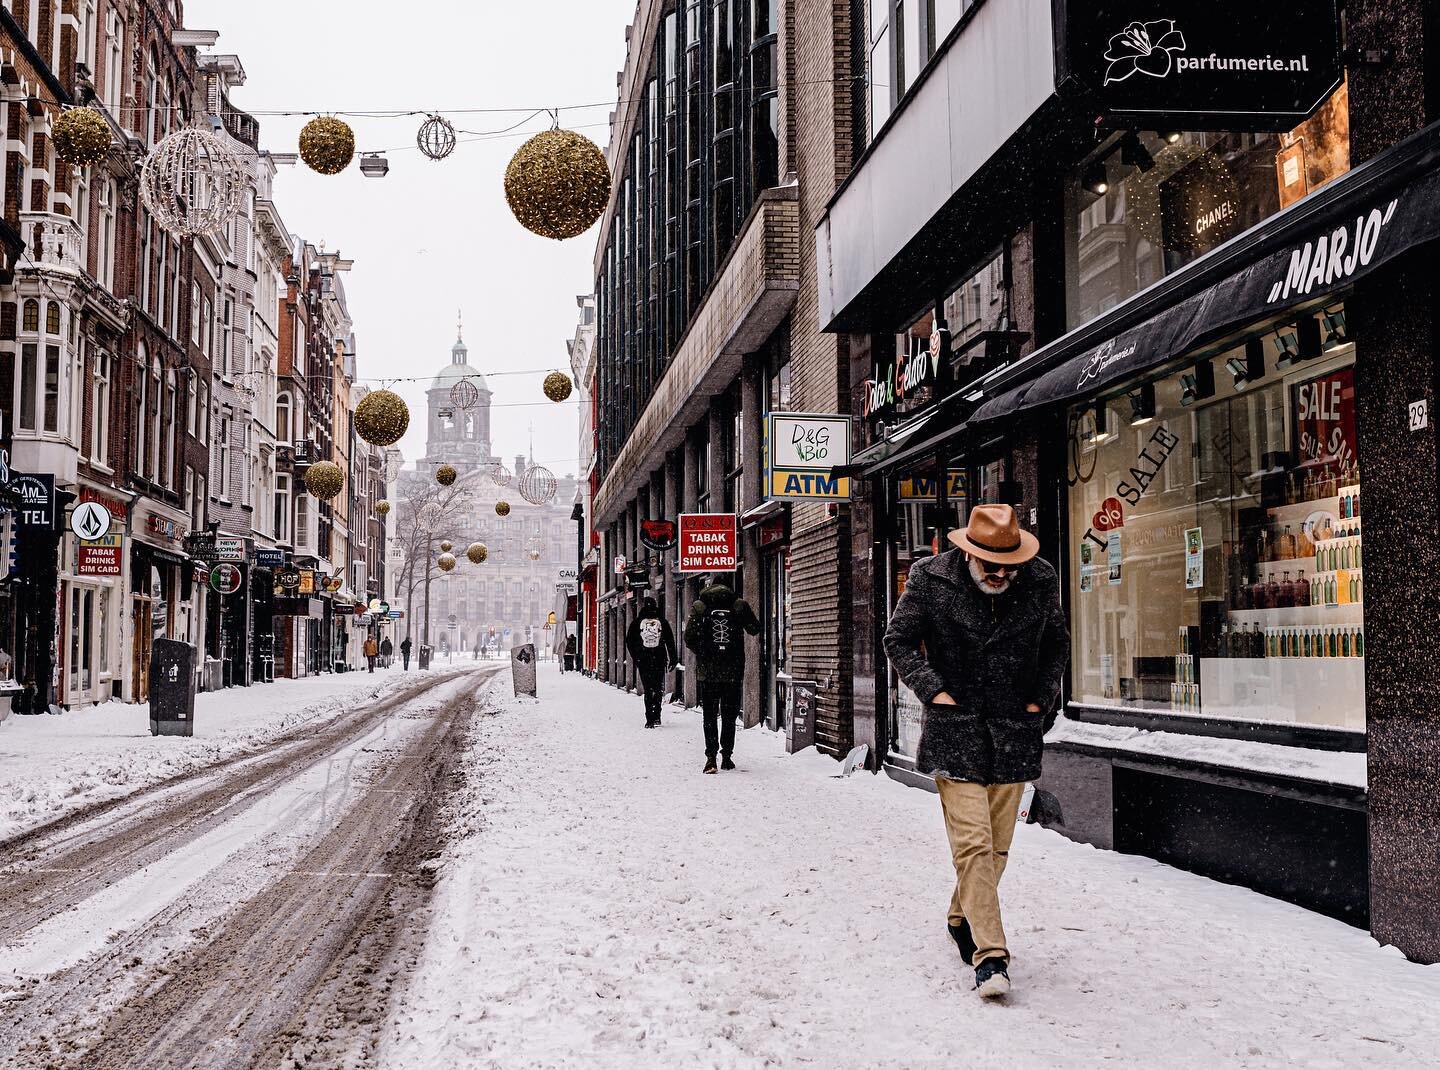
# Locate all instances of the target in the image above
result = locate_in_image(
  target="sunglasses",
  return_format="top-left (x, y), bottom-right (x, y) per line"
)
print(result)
top-left (976, 559), bottom-right (1023, 576)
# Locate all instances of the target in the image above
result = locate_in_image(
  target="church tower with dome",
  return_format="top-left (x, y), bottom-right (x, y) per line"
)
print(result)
top-left (423, 316), bottom-right (494, 473)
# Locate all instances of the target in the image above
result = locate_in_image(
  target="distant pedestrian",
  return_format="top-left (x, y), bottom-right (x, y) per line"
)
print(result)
top-left (563, 633), bottom-right (578, 673)
top-left (380, 637), bottom-right (393, 668)
top-left (683, 579), bottom-right (760, 773)
top-left (400, 636), bottom-right (412, 671)
top-left (883, 504), bottom-right (1069, 1000)
top-left (626, 598), bottom-right (677, 729)
top-left (363, 635), bottom-right (379, 673)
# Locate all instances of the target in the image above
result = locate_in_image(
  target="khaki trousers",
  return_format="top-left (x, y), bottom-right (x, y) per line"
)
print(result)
top-left (936, 778), bottom-right (1026, 966)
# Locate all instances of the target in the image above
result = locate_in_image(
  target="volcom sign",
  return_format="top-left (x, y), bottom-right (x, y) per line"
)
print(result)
top-left (1060, 3), bottom-right (1342, 131)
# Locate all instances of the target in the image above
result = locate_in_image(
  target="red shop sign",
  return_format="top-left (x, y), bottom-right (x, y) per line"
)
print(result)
top-left (677, 513), bottom-right (738, 574)
top-left (1293, 366), bottom-right (1357, 474)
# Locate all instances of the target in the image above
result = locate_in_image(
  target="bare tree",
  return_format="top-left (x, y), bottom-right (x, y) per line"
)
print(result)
top-left (392, 480), bottom-right (471, 649)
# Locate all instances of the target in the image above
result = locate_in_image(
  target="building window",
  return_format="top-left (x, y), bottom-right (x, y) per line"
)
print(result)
top-left (190, 282), bottom-right (201, 346)
top-left (134, 350), bottom-right (148, 476)
top-left (18, 343), bottom-right (37, 431)
top-left (22, 299), bottom-right (38, 333)
top-left (295, 493), bottom-right (310, 550)
top-left (218, 414), bottom-right (231, 499)
top-left (45, 301), bottom-right (60, 335)
top-left (220, 298), bottom-right (232, 377)
top-left (99, 181), bottom-right (116, 290)
top-left (200, 295), bottom-right (212, 361)
top-left (866, 1), bottom-right (892, 139)
top-left (1067, 310), bottom-right (1363, 729)
top-left (276, 392), bottom-right (291, 442)
top-left (104, 11), bottom-right (124, 113)
top-left (149, 357), bottom-right (162, 479)
top-left (91, 349), bottom-right (110, 466)
top-left (1065, 87), bottom-right (1350, 331)
top-left (43, 344), bottom-right (60, 433)
top-left (163, 369), bottom-right (177, 489)
top-left (275, 474), bottom-right (291, 542)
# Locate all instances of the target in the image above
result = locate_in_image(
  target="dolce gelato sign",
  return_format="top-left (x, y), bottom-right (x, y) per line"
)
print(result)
top-left (863, 334), bottom-right (941, 421)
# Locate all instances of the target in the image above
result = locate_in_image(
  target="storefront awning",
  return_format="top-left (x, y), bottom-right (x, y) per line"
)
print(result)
top-left (972, 120), bottom-right (1440, 423)
top-left (853, 411), bottom-right (942, 476)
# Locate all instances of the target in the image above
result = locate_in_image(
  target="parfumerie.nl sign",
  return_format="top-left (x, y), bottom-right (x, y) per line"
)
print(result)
top-left (1058, 2), bottom-right (1342, 131)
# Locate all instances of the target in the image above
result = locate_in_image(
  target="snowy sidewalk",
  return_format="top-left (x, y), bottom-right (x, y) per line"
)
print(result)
top-left (387, 666), bottom-right (1440, 1070)
top-left (0, 660), bottom-right (477, 842)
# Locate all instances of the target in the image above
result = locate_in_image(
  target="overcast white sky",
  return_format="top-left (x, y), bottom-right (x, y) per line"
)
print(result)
top-left (184, 0), bottom-right (637, 478)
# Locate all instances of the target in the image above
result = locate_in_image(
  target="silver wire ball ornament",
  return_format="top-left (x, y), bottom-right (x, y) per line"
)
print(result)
top-left (140, 127), bottom-right (246, 239)
top-left (450, 378), bottom-right (480, 411)
top-left (486, 461), bottom-right (512, 487)
top-left (417, 114), bottom-right (458, 161)
top-left (518, 465), bottom-right (557, 505)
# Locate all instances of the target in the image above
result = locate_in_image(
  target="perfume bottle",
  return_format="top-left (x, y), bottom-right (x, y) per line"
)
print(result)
top-left (1321, 464), bottom-right (1337, 498)
top-left (1296, 525), bottom-right (1315, 559)
top-left (1294, 569), bottom-right (1309, 608)
top-left (1356, 626), bottom-right (1365, 658)
top-left (1276, 526), bottom-right (1296, 560)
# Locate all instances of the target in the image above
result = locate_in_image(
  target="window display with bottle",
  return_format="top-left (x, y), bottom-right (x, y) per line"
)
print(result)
top-left (1068, 309), bottom-right (1364, 731)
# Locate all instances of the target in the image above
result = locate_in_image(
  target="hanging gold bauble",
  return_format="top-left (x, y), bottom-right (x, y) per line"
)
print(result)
top-left (495, 500), bottom-right (511, 517)
top-left (437, 552), bottom-right (457, 573)
top-left (504, 129), bottom-right (612, 241)
top-left (375, 499), bottom-right (391, 517)
top-left (439, 540), bottom-right (454, 553)
top-left (354, 389), bottom-right (410, 446)
top-left (299, 116), bottom-right (356, 175)
top-left (542, 371), bottom-right (574, 403)
top-left (466, 542), bottom-right (488, 564)
top-left (303, 460), bottom-right (344, 500)
top-left (435, 464), bottom-right (458, 486)
top-left (52, 107), bottom-right (112, 166)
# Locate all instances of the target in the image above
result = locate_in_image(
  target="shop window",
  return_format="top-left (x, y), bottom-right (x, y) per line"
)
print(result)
top-left (1066, 308), bottom-right (1363, 730)
top-left (1064, 83), bottom-right (1350, 331)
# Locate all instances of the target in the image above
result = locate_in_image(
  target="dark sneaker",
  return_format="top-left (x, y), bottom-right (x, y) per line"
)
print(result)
top-left (973, 956), bottom-right (1010, 999)
top-left (948, 919), bottom-right (977, 964)
top-left (720, 756), bottom-right (736, 771)
top-left (703, 759), bottom-right (718, 774)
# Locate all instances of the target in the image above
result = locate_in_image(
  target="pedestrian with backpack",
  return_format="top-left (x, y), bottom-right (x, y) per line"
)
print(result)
top-left (625, 597), bottom-right (678, 728)
top-left (683, 579), bottom-right (761, 773)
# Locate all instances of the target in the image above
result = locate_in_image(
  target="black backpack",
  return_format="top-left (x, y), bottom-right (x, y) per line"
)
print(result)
top-left (700, 606), bottom-right (738, 660)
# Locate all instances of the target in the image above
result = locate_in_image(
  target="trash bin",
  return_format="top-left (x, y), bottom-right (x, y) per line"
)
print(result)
top-left (418, 644), bottom-right (432, 670)
top-left (150, 638), bottom-right (198, 737)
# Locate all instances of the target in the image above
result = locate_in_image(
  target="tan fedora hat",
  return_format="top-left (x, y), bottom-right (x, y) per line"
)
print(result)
top-left (947, 503), bottom-right (1040, 565)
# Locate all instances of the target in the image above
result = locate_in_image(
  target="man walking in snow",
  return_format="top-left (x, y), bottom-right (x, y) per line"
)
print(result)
top-left (883, 504), bottom-right (1068, 999)
top-left (626, 597), bottom-right (678, 728)
top-left (400, 636), bottom-right (412, 671)
top-left (684, 578), bottom-right (760, 774)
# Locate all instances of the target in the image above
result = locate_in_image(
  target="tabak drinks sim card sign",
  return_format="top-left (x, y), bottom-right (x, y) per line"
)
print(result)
top-left (678, 513), bottom-right (738, 574)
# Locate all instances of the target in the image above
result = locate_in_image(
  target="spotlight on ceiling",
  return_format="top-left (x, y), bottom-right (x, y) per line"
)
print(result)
top-left (1082, 161), bottom-right (1110, 196)
top-left (1296, 315), bottom-right (1324, 362)
top-left (1180, 360), bottom-right (1216, 407)
top-left (1226, 339), bottom-right (1266, 390)
top-left (1092, 400), bottom-right (1117, 444)
top-left (1160, 130), bottom-right (1183, 145)
top-left (1322, 307), bottom-right (1348, 349)
top-left (1273, 327), bottom-right (1301, 369)
top-left (1128, 382), bottom-right (1156, 426)
top-left (1120, 133), bottom-right (1156, 173)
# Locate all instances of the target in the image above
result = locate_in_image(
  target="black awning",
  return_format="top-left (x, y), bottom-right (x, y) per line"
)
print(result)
top-left (973, 120), bottom-right (1440, 422)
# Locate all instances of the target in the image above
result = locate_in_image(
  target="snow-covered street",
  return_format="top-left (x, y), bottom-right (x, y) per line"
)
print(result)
top-left (0, 658), bottom-right (480, 842)
top-left (387, 665), bottom-right (1440, 1069)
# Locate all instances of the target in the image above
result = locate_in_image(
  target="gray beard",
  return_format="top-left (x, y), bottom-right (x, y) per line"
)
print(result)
top-left (969, 557), bottom-right (1013, 596)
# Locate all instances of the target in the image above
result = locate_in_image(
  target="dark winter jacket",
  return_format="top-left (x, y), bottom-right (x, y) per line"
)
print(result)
top-left (626, 599), bottom-right (678, 676)
top-left (400, 638), bottom-right (412, 654)
top-left (683, 583), bottom-right (761, 683)
top-left (883, 550), bottom-right (1069, 785)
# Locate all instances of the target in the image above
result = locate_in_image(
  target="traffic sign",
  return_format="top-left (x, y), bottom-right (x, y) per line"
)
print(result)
top-left (70, 500), bottom-right (112, 541)
top-left (209, 563), bottom-right (243, 595)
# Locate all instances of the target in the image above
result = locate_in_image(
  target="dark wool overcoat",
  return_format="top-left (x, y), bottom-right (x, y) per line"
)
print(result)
top-left (883, 550), bottom-right (1069, 785)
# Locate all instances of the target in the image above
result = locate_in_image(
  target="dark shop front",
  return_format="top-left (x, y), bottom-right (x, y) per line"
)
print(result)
top-left (821, 0), bottom-right (1440, 961)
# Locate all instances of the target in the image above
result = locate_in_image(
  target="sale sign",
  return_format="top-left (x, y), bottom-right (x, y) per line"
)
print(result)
top-left (1293, 366), bottom-right (1357, 474)
top-left (677, 513), bottom-right (738, 574)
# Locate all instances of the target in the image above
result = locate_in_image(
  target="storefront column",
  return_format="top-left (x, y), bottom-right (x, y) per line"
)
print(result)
top-left (662, 451), bottom-right (679, 656)
top-left (1353, 259), bottom-right (1440, 964)
top-left (681, 427), bottom-right (701, 706)
top-left (740, 361), bottom-right (765, 727)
